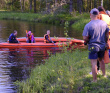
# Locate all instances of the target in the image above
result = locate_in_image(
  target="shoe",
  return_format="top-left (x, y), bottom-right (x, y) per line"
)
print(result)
top-left (89, 72), bottom-right (92, 75)
top-left (103, 75), bottom-right (108, 78)
top-left (91, 80), bottom-right (97, 83)
top-left (97, 70), bottom-right (101, 75)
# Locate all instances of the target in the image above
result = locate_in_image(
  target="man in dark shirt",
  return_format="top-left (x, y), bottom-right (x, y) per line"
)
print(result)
top-left (9, 30), bottom-right (19, 43)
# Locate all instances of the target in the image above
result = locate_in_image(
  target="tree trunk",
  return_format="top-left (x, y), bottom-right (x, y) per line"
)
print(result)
top-left (23, 0), bottom-right (24, 11)
top-left (54, 0), bottom-right (58, 7)
top-left (34, 0), bottom-right (36, 13)
top-left (94, 0), bottom-right (96, 8)
top-left (87, 0), bottom-right (89, 12)
top-left (80, 0), bottom-right (83, 14)
top-left (30, 0), bottom-right (32, 12)
top-left (90, 0), bottom-right (92, 10)
top-left (69, 0), bottom-right (73, 13)
top-left (77, 0), bottom-right (82, 14)
top-left (46, 0), bottom-right (47, 12)
top-left (20, 0), bottom-right (23, 12)
top-left (101, 0), bottom-right (103, 6)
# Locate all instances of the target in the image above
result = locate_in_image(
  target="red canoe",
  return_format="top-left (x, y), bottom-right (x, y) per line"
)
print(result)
top-left (0, 37), bottom-right (84, 48)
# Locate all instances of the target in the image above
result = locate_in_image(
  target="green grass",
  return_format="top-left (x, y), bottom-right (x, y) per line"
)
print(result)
top-left (71, 13), bottom-right (90, 31)
top-left (0, 11), bottom-right (90, 28)
top-left (72, 18), bottom-right (90, 31)
top-left (15, 48), bottom-right (110, 93)
top-left (0, 11), bottom-right (90, 33)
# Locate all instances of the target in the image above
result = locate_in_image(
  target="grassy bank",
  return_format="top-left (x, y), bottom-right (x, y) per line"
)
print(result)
top-left (0, 11), bottom-right (90, 31)
top-left (16, 49), bottom-right (110, 93)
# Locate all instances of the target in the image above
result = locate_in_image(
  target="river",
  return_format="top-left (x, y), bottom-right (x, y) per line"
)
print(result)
top-left (0, 20), bottom-right (83, 93)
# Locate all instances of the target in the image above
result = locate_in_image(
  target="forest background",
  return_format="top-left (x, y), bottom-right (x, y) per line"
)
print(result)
top-left (0, 0), bottom-right (110, 14)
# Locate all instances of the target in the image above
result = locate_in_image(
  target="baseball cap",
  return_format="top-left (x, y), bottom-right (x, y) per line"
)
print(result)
top-left (90, 8), bottom-right (99, 15)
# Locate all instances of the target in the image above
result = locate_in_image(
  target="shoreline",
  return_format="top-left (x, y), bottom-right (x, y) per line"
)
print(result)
top-left (0, 12), bottom-right (90, 31)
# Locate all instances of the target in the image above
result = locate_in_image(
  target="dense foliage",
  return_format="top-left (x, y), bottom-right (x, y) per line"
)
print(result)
top-left (0, 0), bottom-right (110, 14)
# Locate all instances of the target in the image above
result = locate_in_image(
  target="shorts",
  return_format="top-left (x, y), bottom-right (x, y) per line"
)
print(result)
top-left (88, 46), bottom-right (105, 59)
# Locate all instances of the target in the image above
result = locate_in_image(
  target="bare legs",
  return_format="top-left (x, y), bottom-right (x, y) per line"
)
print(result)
top-left (98, 58), bottom-right (105, 76)
top-left (91, 59), bottom-right (97, 82)
top-left (91, 58), bottom-right (105, 82)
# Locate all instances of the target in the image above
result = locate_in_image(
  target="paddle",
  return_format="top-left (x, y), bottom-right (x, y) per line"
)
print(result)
top-left (26, 30), bottom-right (28, 42)
top-left (50, 38), bottom-right (55, 45)
top-left (52, 41), bottom-right (55, 45)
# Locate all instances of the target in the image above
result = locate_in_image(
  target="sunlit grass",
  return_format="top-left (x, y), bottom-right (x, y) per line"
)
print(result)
top-left (72, 18), bottom-right (90, 32)
top-left (15, 48), bottom-right (110, 93)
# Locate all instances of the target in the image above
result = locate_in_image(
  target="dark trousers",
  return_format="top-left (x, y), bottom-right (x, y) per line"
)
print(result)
top-left (97, 60), bottom-right (100, 70)
top-left (27, 40), bottom-right (35, 43)
top-left (46, 41), bottom-right (56, 43)
top-left (9, 40), bottom-right (18, 43)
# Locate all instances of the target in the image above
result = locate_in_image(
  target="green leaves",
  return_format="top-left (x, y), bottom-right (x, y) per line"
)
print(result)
top-left (64, 21), bottom-right (69, 37)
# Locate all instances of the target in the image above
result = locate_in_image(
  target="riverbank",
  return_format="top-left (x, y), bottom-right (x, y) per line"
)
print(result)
top-left (0, 11), bottom-right (90, 31)
top-left (16, 49), bottom-right (110, 93)
top-left (7, 12), bottom-right (110, 92)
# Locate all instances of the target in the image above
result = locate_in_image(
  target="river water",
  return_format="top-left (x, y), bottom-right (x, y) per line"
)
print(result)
top-left (0, 20), bottom-right (83, 93)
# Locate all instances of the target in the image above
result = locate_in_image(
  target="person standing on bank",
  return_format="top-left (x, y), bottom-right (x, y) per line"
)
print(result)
top-left (97, 6), bottom-right (110, 72)
top-left (82, 8), bottom-right (109, 82)
top-left (9, 30), bottom-right (19, 43)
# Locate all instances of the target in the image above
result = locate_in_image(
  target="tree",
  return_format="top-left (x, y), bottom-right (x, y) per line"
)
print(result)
top-left (101, 0), bottom-right (103, 6)
top-left (23, 0), bottom-right (25, 11)
top-left (94, 0), bottom-right (97, 8)
top-left (69, 0), bottom-right (73, 13)
top-left (20, 0), bottom-right (23, 12)
top-left (34, 0), bottom-right (36, 13)
top-left (30, 0), bottom-right (32, 12)
top-left (77, 0), bottom-right (83, 14)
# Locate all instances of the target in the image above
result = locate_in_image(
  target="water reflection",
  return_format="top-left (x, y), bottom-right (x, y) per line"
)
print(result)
top-left (0, 20), bottom-right (83, 43)
top-left (0, 50), bottom-right (17, 93)
top-left (0, 47), bottom-right (59, 93)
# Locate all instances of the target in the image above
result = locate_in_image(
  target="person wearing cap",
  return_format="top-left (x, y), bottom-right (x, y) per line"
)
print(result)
top-left (82, 8), bottom-right (109, 82)
top-left (26, 31), bottom-right (35, 43)
top-left (9, 30), bottom-right (19, 43)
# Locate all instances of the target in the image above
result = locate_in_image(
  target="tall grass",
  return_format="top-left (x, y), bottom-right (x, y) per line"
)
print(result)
top-left (72, 18), bottom-right (90, 31)
top-left (15, 48), bottom-right (110, 93)
top-left (71, 13), bottom-right (90, 32)
top-left (15, 49), bottom-right (89, 93)
top-left (0, 12), bottom-right (69, 24)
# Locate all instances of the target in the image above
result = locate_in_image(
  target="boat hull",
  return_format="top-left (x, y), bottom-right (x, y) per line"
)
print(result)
top-left (0, 42), bottom-right (72, 48)
top-left (0, 37), bottom-right (84, 48)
